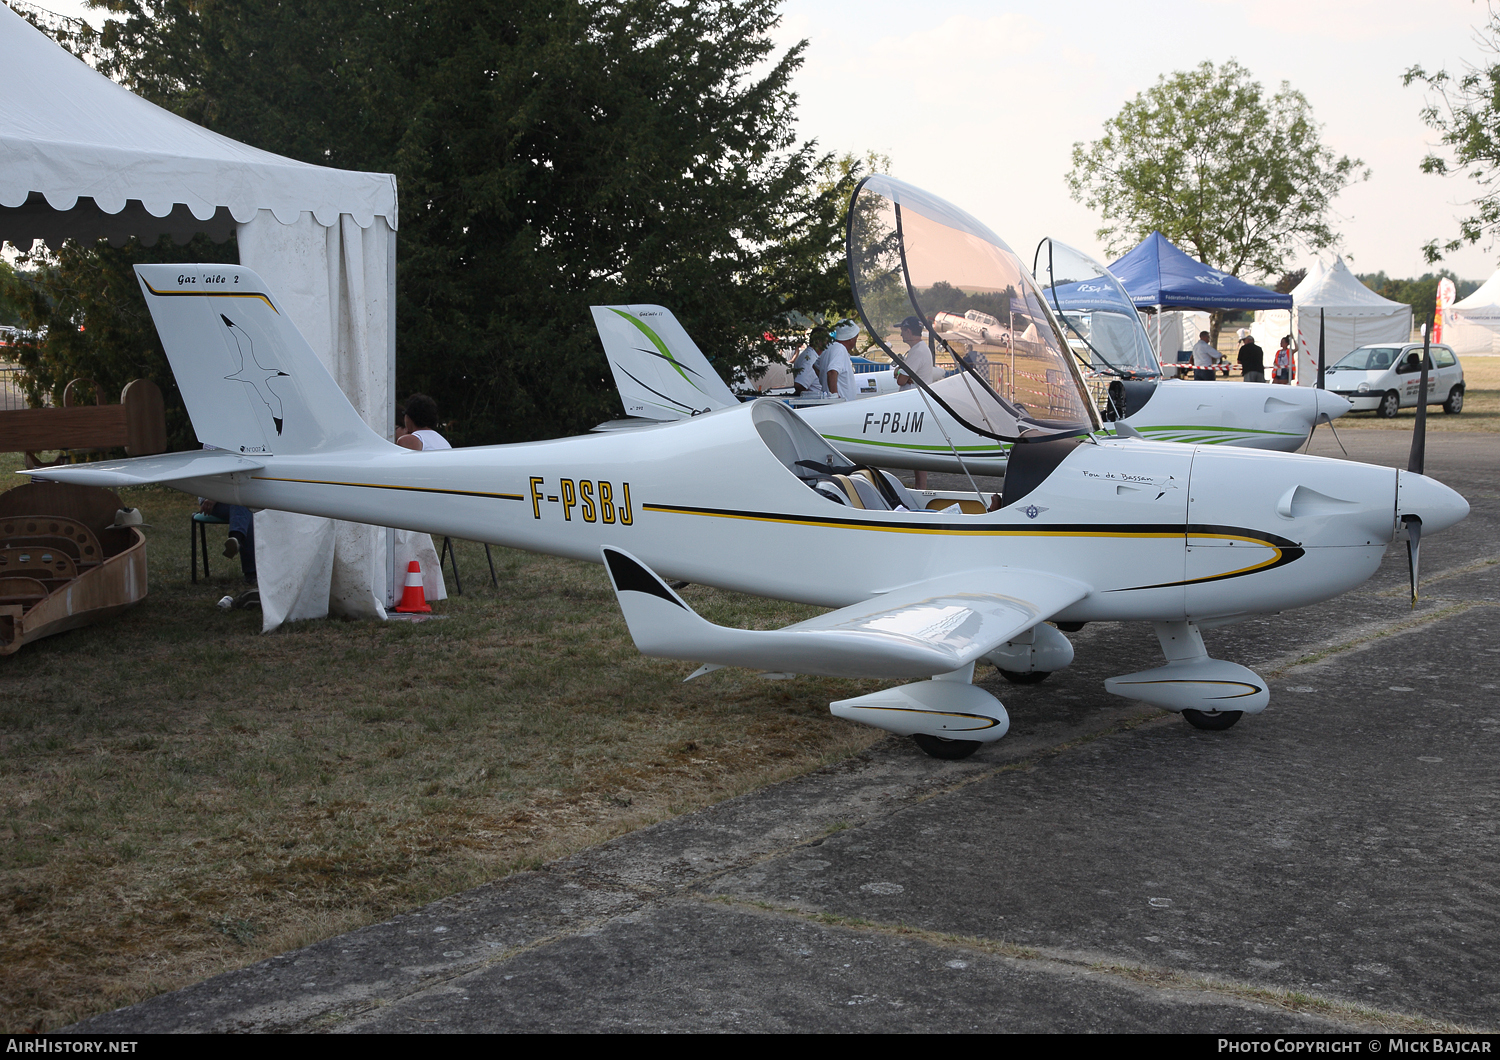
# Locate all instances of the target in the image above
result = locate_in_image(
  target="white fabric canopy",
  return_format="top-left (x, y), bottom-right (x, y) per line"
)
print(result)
top-left (0, 5), bottom-right (393, 231)
top-left (0, 5), bottom-right (441, 628)
top-left (1142, 309), bottom-right (1211, 366)
top-left (1252, 257), bottom-right (1411, 385)
top-left (1444, 269), bottom-right (1500, 355)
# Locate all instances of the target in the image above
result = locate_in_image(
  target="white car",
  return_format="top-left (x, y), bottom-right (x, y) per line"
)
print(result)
top-left (1324, 342), bottom-right (1465, 417)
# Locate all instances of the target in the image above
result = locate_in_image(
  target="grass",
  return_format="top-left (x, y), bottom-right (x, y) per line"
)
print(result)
top-left (0, 453), bottom-right (885, 1031)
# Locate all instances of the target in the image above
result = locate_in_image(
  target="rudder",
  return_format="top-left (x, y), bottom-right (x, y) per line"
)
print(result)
top-left (590, 304), bottom-right (737, 421)
top-left (135, 264), bottom-right (384, 456)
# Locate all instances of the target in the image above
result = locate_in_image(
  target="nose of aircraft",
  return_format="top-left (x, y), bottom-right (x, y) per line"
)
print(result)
top-left (1397, 470), bottom-right (1470, 535)
top-left (1320, 389), bottom-right (1356, 422)
top-left (1316, 389), bottom-right (1352, 422)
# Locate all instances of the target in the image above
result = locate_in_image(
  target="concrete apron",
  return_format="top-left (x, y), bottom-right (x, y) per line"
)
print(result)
top-left (72, 432), bottom-right (1500, 1033)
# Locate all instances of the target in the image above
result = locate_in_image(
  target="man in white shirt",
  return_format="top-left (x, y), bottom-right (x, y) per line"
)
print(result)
top-left (817, 319), bottom-right (859, 401)
top-left (894, 315), bottom-right (934, 391)
top-left (894, 315), bottom-right (936, 487)
top-left (791, 326), bottom-right (829, 397)
top-left (1191, 331), bottom-right (1220, 381)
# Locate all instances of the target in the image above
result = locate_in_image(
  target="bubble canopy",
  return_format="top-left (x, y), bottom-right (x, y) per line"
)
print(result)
top-left (846, 175), bottom-right (1100, 442)
top-left (1034, 238), bottom-right (1161, 380)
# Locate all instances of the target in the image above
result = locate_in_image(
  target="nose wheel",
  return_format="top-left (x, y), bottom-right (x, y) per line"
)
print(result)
top-left (997, 668), bottom-right (1051, 685)
top-left (1181, 708), bottom-right (1243, 731)
top-left (912, 733), bottom-right (983, 760)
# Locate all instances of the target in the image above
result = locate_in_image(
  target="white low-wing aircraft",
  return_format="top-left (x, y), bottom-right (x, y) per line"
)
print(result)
top-left (22, 176), bottom-right (1467, 760)
top-left (592, 238), bottom-right (1350, 477)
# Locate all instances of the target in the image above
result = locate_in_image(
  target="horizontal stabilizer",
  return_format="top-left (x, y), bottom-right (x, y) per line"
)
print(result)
top-left (601, 546), bottom-right (1089, 679)
top-left (19, 449), bottom-right (265, 488)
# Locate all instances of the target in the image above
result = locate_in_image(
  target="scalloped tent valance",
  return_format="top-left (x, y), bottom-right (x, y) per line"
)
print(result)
top-left (0, 4), bottom-right (417, 629)
top-left (0, 4), bottom-right (396, 249)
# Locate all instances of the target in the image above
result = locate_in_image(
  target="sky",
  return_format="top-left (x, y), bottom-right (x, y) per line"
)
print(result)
top-left (769, 0), bottom-right (1500, 282)
top-left (30, 0), bottom-right (1500, 283)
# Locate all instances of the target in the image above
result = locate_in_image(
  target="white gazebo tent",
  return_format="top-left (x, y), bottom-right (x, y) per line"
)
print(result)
top-left (1252, 257), bottom-right (1410, 385)
top-left (1142, 309), bottom-right (1210, 366)
top-left (0, 5), bottom-right (441, 629)
top-left (1443, 269), bottom-right (1500, 354)
top-left (1249, 259), bottom-right (1324, 379)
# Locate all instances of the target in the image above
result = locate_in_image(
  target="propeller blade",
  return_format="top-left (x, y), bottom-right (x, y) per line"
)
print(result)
top-left (1408, 321), bottom-right (1431, 476)
top-left (1317, 308), bottom-right (1326, 391)
top-left (1403, 514), bottom-right (1423, 608)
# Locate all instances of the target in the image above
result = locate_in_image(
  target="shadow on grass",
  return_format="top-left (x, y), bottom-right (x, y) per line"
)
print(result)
top-left (0, 459), bottom-right (886, 1031)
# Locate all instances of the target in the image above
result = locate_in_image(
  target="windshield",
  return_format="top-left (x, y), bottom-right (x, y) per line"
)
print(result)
top-left (847, 175), bottom-right (1100, 442)
top-left (1033, 238), bottom-right (1161, 380)
top-left (1332, 347), bottom-right (1402, 371)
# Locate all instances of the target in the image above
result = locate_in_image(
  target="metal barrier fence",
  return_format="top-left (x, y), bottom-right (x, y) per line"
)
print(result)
top-left (1, 363), bottom-right (35, 412)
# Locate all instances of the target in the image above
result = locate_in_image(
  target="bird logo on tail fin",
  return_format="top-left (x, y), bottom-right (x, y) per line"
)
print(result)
top-left (220, 313), bottom-right (288, 434)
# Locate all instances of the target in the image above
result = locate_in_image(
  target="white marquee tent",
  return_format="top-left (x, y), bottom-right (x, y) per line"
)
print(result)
top-left (0, 4), bottom-right (442, 629)
top-left (1443, 269), bottom-right (1500, 355)
top-left (1251, 257), bottom-right (1411, 385)
top-left (1141, 309), bottom-right (1210, 368)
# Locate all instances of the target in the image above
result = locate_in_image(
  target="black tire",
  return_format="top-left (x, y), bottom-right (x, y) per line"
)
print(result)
top-left (1181, 709), bottom-right (1244, 731)
top-left (1055, 621), bottom-right (1086, 632)
top-left (1444, 385), bottom-right (1464, 414)
top-left (912, 733), bottom-right (983, 760)
top-left (997, 668), bottom-right (1050, 685)
top-left (1377, 390), bottom-right (1401, 418)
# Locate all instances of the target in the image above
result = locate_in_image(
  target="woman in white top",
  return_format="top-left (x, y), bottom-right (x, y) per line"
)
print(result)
top-left (396, 393), bottom-right (453, 450)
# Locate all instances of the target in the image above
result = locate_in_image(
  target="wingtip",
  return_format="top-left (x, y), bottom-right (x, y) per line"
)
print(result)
top-left (601, 547), bottom-right (686, 610)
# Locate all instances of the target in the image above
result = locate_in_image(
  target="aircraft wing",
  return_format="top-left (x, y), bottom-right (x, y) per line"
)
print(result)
top-left (18, 449), bottom-right (266, 488)
top-left (602, 547), bottom-right (1090, 679)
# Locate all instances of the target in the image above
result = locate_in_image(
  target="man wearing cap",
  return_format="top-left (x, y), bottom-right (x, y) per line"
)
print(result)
top-left (817, 319), bottom-right (859, 401)
top-left (1236, 329), bottom-right (1265, 383)
top-left (791, 327), bottom-right (829, 397)
top-left (895, 316), bottom-right (934, 392)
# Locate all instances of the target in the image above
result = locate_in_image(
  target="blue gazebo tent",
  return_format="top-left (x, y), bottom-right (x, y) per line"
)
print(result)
top-left (1108, 232), bottom-right (1291, 312)
top-left (1108, 232), bottom-right (1290, 369)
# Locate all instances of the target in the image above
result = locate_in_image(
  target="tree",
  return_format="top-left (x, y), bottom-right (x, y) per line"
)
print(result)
top-left (54, 0), bottom-right (853, 445)
top-left (1353, 270), bottom-right (1479, 313)
top-left (1068, 60), bottom-right (1367, 338)
top-left (0, 262), bottom-right (27, 328)
top-left (1274, 268), bottom-right (1307, 295)
top-left (0, 234), bottom-right (234, 450)
top-left (1405, 8), bottom-right (1500, 263)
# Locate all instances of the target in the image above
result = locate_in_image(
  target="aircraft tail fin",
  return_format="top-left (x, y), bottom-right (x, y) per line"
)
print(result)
top-left (134, 264), bottom-right (385, 457)
top-left (590, 305), bottom-right (738, 421)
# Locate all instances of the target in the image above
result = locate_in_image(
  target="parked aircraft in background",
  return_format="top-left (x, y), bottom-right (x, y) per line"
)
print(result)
top-left (22, 177), bottom-right (1465, 760)
top-left (592, 244), bottom-right (1349, 479)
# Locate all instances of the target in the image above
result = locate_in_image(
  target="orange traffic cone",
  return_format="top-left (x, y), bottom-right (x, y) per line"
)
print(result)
top-left (394, 559), bottom-right (432, 613)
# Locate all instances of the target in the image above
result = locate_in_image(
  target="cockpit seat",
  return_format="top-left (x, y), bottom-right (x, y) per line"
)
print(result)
top-left (832, 474), bottom-right (880, 509)
top-left (802, 462), bottom-right (923, 513)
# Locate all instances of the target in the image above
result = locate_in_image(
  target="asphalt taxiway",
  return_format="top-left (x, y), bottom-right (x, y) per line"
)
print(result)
top-left (72, 429), bottom-right (1500, 1033)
